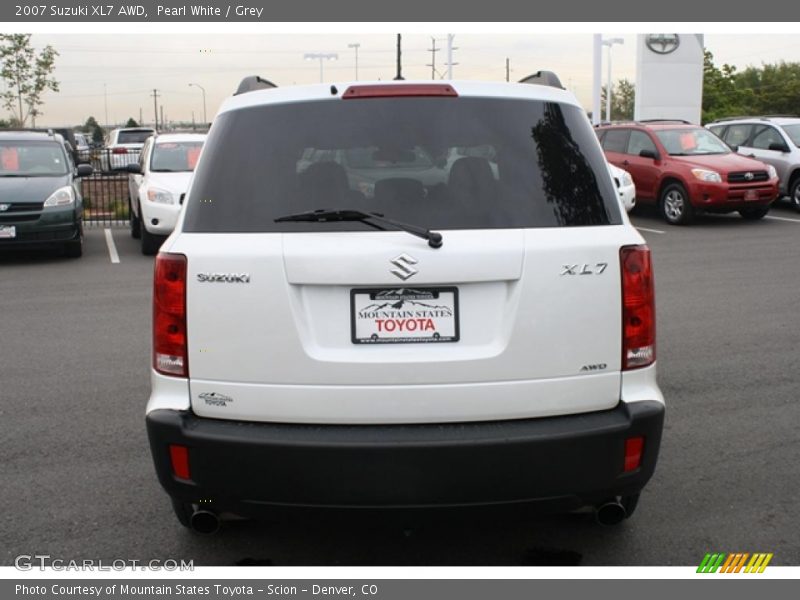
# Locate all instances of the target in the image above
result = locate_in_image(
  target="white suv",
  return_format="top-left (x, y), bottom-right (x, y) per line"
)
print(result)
top-left (145, 74), bottom-right (665, 534)
top-left (127, 132), bottom-right (206, 255)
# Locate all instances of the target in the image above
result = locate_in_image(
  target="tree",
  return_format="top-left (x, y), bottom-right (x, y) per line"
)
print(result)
top-left (601, 78), bottom-right (636, 121)
top-left (700, 51), bottom-right (800, 122)
top-left (125, 117), bottom-right (139, 127)
top-left (702, 50), bottom-right (744, 123)
top-left (0, 34), bottom-right (59, 126)
top-left (82, 116), bottom-right (104, 144)
top-left (82, 116), bottom-right (100, 132)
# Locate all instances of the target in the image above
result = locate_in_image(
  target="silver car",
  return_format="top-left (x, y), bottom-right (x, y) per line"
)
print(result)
top-left (708, 116), bottom-right (800, 211)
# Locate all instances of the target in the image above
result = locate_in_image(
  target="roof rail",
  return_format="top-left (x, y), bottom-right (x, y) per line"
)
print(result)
top-left (708, 115), bottom-right (758, 123)
top-left (234, 76), bottom-right (278, 96)
top-left (637, 119), bottom-right (693, 124)
top-left (708, 115), bottom-right (800, 124)
top-left (518, 71), bottom-right (564, 90)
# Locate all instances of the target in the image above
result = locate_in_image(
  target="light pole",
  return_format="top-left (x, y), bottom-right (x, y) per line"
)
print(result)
top-left (347, 43), bottom-right (360, 80)
top-left (445, 34), bottom-right (458, 79)
top-left (189, 83), bottom-right (207, 125)
top-left (304, 53), bottom-right (338, 83)
top-left (602, 37), bottom-right (624, 123)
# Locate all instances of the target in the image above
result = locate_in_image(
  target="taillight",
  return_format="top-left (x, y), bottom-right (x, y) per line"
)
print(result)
top-left (342, 84), bottom-right (458, 99)
top-left (620, 245), bottom-right (655, 370)
top-left (112, 147), bottom-right (128, 154)
top-left (154, 253), bottom-right (188, 377)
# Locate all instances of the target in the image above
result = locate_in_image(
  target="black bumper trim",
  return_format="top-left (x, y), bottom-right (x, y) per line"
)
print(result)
top-left (146, 401), bottom-right (664, 513)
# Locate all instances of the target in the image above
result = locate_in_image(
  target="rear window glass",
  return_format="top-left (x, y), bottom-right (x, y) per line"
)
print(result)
top-left (183, 97), bottom-right (621, 232)
top-left (117, 130), bottom-right (154, 144)
top-left (151, 141), bottom-right (204, 172)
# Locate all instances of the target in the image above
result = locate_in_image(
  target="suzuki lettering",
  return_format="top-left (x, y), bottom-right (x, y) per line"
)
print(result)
top-left (196, 273), bottom-right (251, 283)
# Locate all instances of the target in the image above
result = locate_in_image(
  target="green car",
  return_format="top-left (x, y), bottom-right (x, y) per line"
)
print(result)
top-left (0, 130), bottom-right (93, 258)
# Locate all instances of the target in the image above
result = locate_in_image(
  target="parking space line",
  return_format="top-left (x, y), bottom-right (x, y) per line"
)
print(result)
top-left (636, 226), bottom-right (666, 234)
top-left (765, 215), bottom-right (800, 223)
top-left (104, 228), bottom-right (120, 264)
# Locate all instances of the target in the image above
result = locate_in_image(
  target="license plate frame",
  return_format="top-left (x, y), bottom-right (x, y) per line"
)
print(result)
top-left (350, 286), bottom-right (460, 345)
top-left (744, 189), bottom-right (760, 201)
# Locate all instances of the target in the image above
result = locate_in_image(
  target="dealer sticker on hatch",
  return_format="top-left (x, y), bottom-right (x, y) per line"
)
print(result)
top-left (351, 287), bottom-right (459, 344)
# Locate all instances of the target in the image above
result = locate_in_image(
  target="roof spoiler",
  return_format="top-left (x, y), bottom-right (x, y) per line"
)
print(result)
top-left (234, 76), bottom-right (278, 96)
top-left (518, 71), bottom-right (564, 90)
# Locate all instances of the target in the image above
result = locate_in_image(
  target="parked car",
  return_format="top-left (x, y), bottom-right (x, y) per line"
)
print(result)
top-left (707, 116), bottom-right (800, 212)
top-left (299, 145), bottom-right (448, 199)
top-left (146, 74), bottom-right (664, 534)
top-left (609, 163), bottom-right (636, 212)
top-left (4, 127), bottom-right (81, 164)
top-left (596, 120), bottom-right (779, 224)
top-left (73, 132), bottom-right (91, 164)
top-left (0, 130), bottom-right (93, 257)
top-left (127, 133), bottom-right (206, 255)
top-left (100, 127), bottom-right (156, 171)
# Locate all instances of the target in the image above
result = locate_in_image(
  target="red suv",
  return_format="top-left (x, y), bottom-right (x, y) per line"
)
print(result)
top-left (596, 120), bottom-right (779, 224)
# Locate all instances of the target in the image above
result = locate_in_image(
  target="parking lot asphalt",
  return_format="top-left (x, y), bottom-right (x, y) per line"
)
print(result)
top-left (2, 205), bottom-right (800, 567)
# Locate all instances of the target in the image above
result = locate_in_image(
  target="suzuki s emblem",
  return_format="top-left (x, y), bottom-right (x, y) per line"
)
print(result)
top-left (745, 172), bottom-right (754, 181)
top-left (390, 253), bottom-right (418, 281)
top-left (0, 204), bottom-right (10, 212)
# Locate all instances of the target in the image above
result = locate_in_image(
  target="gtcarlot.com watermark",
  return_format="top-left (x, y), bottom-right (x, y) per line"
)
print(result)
top-left (15, 554), bottom-right (194, 571)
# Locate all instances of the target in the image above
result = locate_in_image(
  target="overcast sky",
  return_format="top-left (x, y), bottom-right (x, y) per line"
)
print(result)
top-left (12, 33), bottom-right (800, 127)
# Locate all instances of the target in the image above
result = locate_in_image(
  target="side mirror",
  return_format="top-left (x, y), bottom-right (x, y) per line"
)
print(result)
top-left (729, 144), bottom-right (740, 153)
top-left (768, 142), bottom-right (790, 153)
top-left (639, 149), bottom-right (659, 160)
top-left (125, 163), bottom-right (142, 174)
top-left (76, 164), bottom-right (94, 178)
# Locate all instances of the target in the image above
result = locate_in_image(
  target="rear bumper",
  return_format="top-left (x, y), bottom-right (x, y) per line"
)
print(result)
top-left (146, 400), bottom-right (664, 514)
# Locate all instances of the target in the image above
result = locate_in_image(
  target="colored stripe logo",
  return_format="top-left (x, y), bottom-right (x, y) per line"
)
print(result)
top-left (697, 552), bottom-right (773, 573)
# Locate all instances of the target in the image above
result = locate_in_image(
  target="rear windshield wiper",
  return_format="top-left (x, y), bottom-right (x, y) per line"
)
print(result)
top-left (275, 208), bottom-right (443, 249)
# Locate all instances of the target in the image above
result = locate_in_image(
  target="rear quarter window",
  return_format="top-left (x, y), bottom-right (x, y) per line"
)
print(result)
top-left (183, 96), bottom-right (622, 232)
top-left (601, 129), bottom-right (630, 153)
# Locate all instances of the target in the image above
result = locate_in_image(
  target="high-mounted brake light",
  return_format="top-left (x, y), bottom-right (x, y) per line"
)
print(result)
top-left (620, 245), bottom-right (655, 370)
top-left (153, 253), bottom-right (188, 377)
top-left (342, 84), bottom-right (458, 99)
top-left (112, 147), bottom-right (128, 154)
